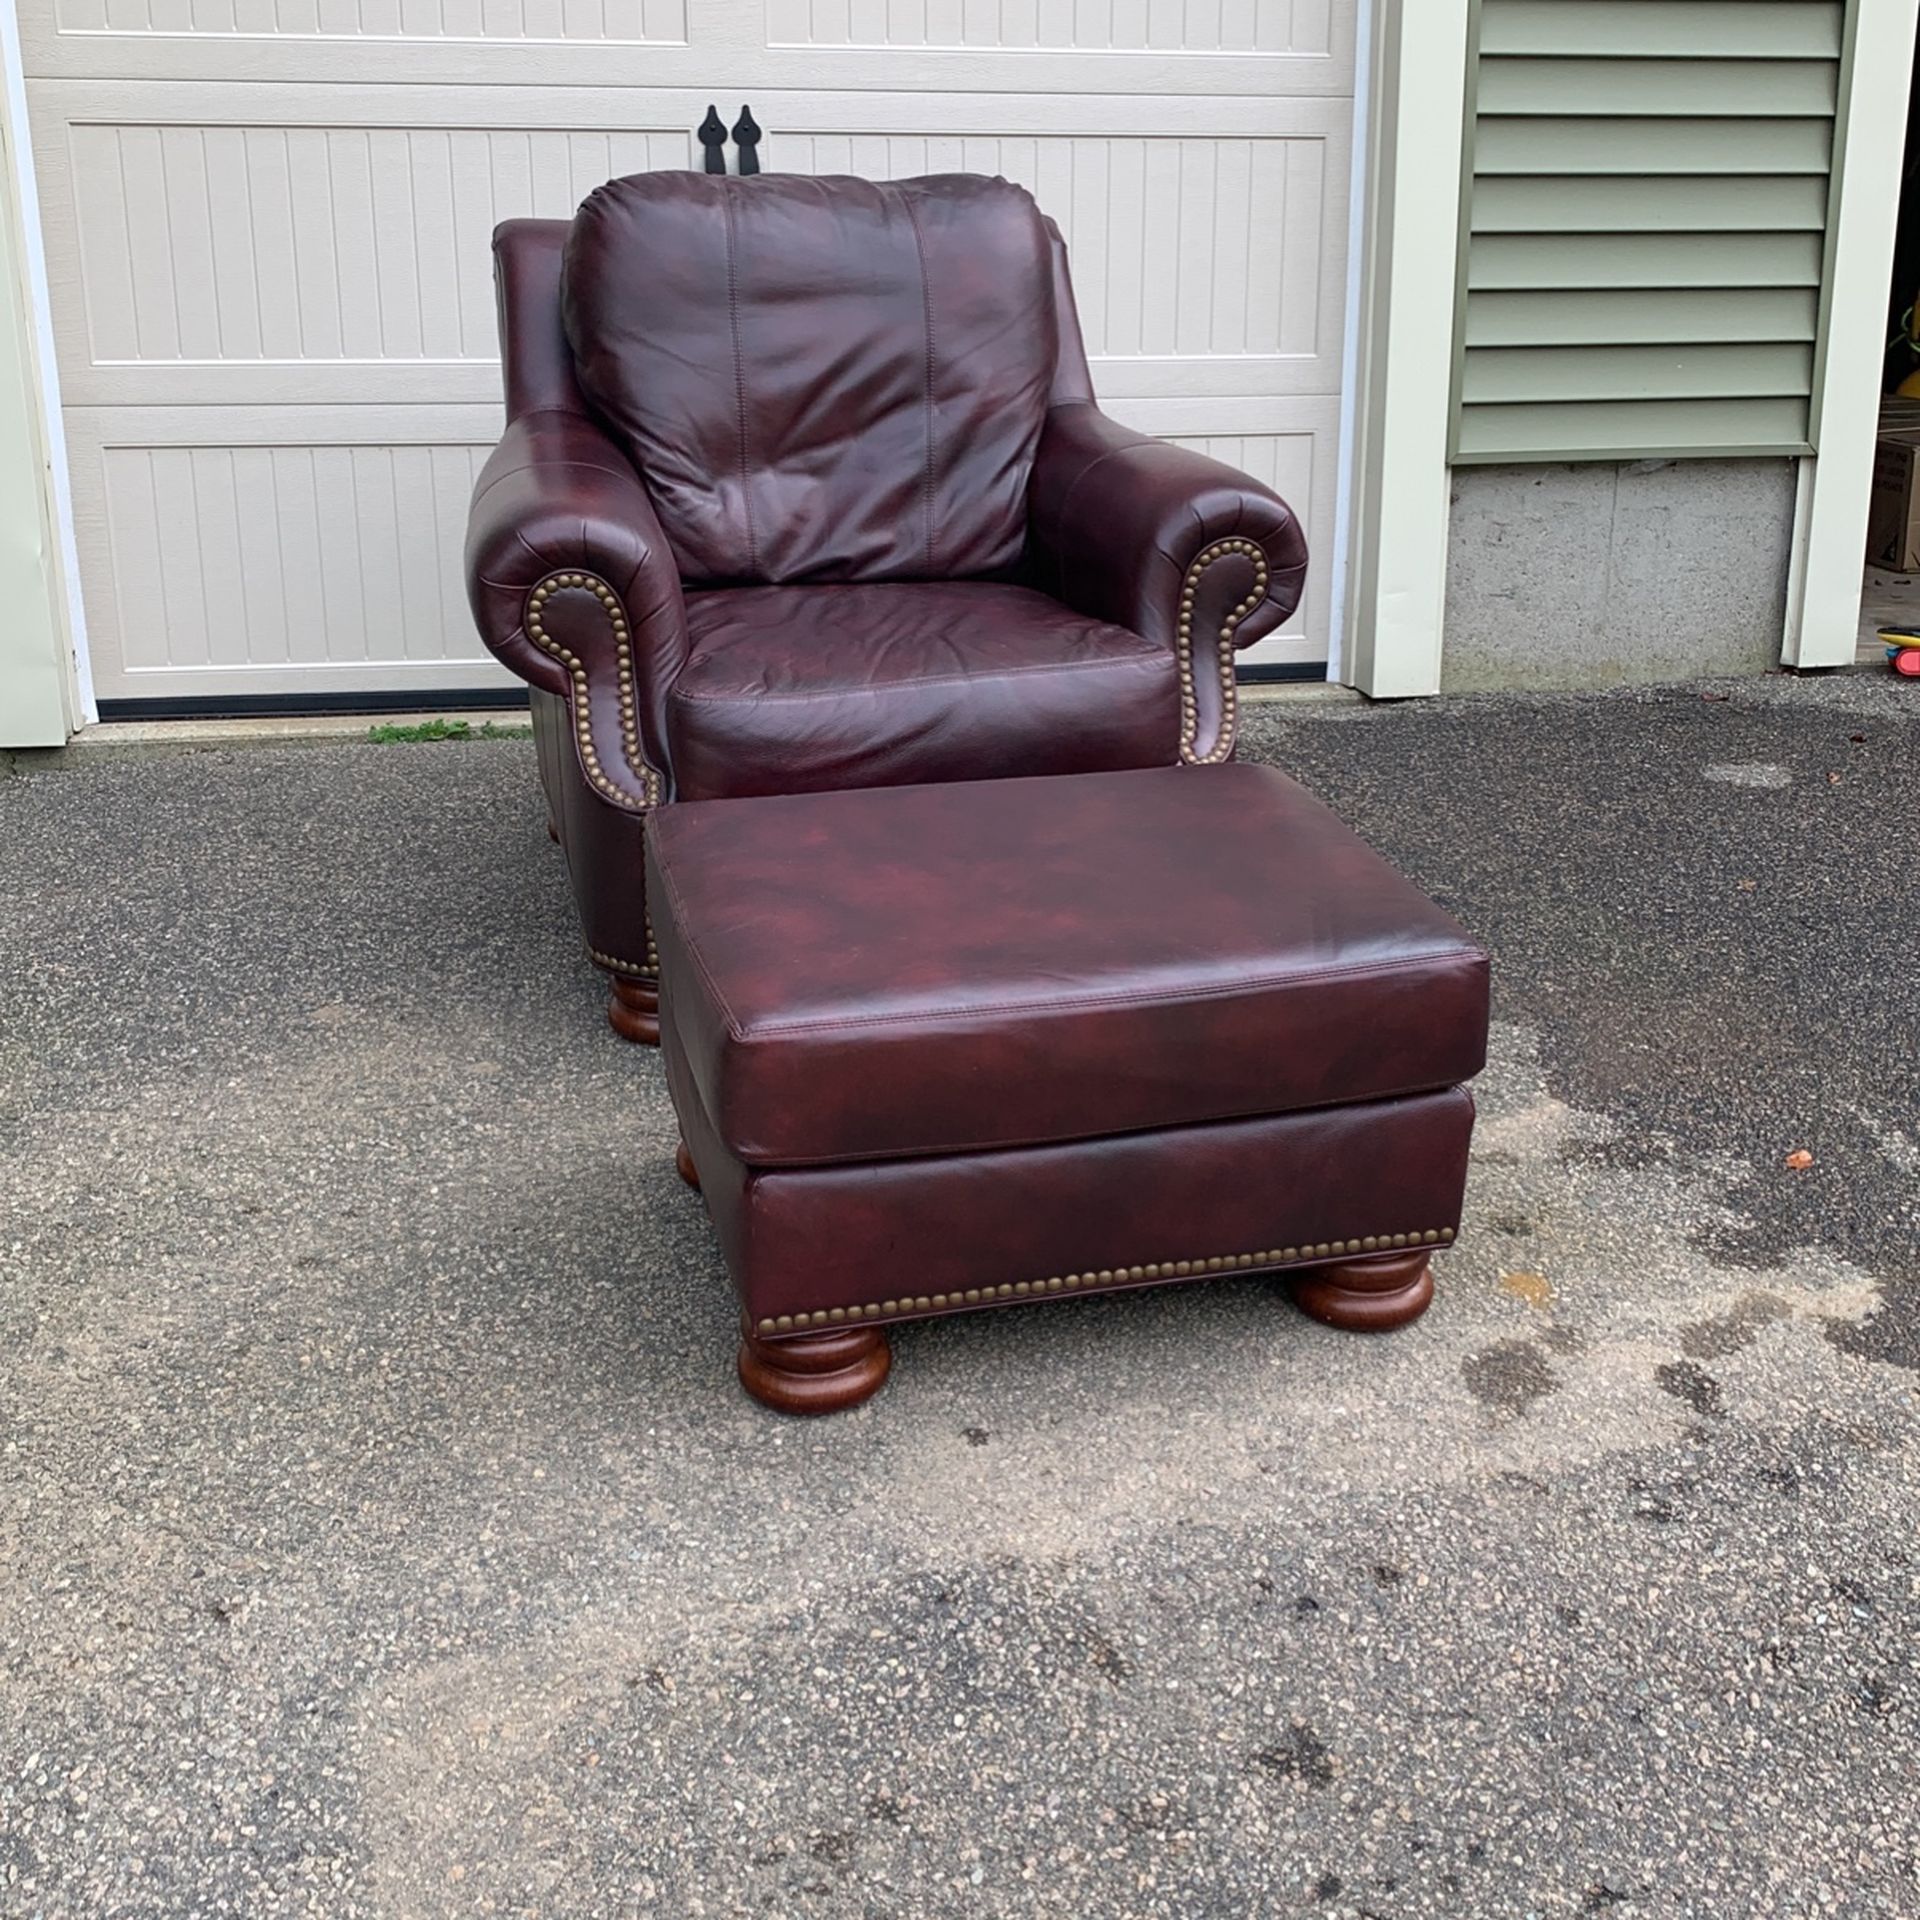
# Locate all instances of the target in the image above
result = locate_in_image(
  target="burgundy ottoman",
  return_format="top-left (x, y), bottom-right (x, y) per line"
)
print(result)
top-left (647, 764), bottom-right (1489, 1414)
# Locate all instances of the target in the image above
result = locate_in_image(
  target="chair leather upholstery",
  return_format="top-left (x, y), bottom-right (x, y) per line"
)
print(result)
top-left (668, 582), bottom-right (1177, 800)
top-left (648, 764), bottom-right (1490, 1165)
top-left (564, 172), bottom-right (1056, 586)
top-left (465, 178), bottom-right (1311, 1005)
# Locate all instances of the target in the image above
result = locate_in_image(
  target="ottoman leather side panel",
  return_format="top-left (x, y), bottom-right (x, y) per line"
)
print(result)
top-left (669, 1020), bottom-right (1473, 1334)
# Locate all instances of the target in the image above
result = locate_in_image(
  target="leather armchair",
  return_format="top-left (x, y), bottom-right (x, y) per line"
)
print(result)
top-left (466, 172), bottom-right (1308, 1043)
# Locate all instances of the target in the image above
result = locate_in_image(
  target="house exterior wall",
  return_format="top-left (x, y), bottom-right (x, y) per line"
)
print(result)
top-left (1442, 459), bottom-right (1797, 691)
top-left (1434, 0), bottom-right (1912, 692)
top-left (1449, 0), bottom-right (1846, 467)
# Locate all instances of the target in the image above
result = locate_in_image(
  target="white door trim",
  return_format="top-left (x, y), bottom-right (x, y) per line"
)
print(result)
top-left (1324, 0), bottom-right (1375, 687)
top-left (0, 3), bottom-right (91, 737)
top-left (1339, 0), bottom-right (1472, 698)
top-left (1783, 0), bottom-right (1920, 670)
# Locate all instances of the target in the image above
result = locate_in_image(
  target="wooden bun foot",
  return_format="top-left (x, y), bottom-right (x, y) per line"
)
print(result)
top-left (1288, 1248), bottom-right (1434, 1332)
top-left (738, 1322), bottom-right (892, 1416)
top-left (607, 977), bottom-right (661, 1046)
top-left (675, 1139), bottom-right (701, 1191)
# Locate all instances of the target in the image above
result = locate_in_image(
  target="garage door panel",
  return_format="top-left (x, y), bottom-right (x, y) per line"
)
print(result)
top-left (59, 122), bottom-right (691, 377)
top-left (26, 31), bottom-right (1346, 95)
top-left (68, 396), bottom-right (1331, 697)
top-left (52, 0), bottom-right (687, 39)
top-left (66, 351), bottom-right (1348, 409)
top-left (767, 0), bottom-right (1332, 54)
top-left (25, 3), bottom-right (1351, 700)
top-left (46, 100), bottom-right (1344, 390)
top-left (69, 411), bottom-right (518, 694)
top-left (778, 130), bottom-right (1343, 362)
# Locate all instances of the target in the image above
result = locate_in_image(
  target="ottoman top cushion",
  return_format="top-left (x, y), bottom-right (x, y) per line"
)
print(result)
top-left (647, 764), bottom-right (1489, 1166)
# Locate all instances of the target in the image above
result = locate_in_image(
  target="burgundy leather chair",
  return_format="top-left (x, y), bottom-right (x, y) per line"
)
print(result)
top-left (465, 172), bottom-right (1308, 1043)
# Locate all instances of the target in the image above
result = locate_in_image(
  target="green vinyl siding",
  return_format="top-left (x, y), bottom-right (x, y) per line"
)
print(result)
top-left (1478, 2), bottom-right (1844, 60)
top-left (1464, 286), bottom-right (1822, 347)
top-left (1468, 231), bottom-right (1827, 290)
top-left (1452, 0), bottom-right (1848, 464)
top-left (1460, 342), bottom-right (1815, 403)
top-left (1472, 115), bottom-right (1833, 175)
top-left (1471, 175), bottom-right (1831, 233)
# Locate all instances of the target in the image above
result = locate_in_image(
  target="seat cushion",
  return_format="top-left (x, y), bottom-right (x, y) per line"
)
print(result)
top-left (561, 171), bottom-right (1056, 585)
top-left (647, 763), bottom-right (1491, 1166)
top-left (666, 582), bottom-right (1179, 801)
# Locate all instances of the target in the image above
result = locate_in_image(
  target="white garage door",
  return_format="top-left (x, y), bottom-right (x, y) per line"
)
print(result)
top-left (21, 1), bottom-right (1355, 710)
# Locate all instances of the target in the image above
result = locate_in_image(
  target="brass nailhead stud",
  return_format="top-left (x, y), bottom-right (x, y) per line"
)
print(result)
top-left (832, 1222), bottom-right (1449, 1324)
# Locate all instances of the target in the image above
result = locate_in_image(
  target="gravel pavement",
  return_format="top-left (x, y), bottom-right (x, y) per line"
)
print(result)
top-left (2, 672), bottom-right (1916, 1918)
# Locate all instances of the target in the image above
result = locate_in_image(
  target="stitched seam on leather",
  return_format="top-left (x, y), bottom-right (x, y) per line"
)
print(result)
top-left (733, 1082), bottom-right (1477, 1168)
top-left (1048, 428), bottom-right (1158, 543)
top-left (900, 187), bottom-right (939, 577)
top-left (720, 192), bottom-right (760, 579)
top-left (470, 456), bottom-right (644, 515)
top-left (650, 851), bottom-right (751, 1040)
top-left (733, 951), bottom-right (1484, 1039)
top-left (666, 653), bottom-right (1167, 703)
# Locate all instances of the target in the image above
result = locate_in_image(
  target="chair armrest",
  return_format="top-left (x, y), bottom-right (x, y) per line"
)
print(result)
top-left (465, 408), bottom-right (688, 809)
top-left (1028, 401), bottom-right (1310, 765)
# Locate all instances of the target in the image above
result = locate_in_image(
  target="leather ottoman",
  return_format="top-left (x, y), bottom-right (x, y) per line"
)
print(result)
top-left (647, 764), bottom-right (1490, 1414)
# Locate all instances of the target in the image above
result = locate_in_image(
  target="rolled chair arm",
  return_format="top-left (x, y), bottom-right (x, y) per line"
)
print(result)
top-left (465, 407), bottom-right (688, 809)
top-left (1028, 401), bottom-right (1309, 765)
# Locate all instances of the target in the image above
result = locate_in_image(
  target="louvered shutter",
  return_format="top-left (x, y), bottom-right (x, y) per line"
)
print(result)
top-left (1452, 0), bottom-right (1848, 462)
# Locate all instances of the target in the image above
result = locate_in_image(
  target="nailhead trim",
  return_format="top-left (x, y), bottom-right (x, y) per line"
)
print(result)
top-left (1176, 537), bottom-right (1270, 767)
top-left (753, 1227), bottom-right (1456, 1335)
top-left (588, 945), bottom-right (657, 983)
top-left (525, 572), bottom-right (664, 812)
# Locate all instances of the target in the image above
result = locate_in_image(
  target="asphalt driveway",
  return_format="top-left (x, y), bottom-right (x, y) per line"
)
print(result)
top-left (2, 671), bottom-right (1916, 1918)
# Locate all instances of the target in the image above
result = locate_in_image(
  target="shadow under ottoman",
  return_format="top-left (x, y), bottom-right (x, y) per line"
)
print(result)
top-left (648, 764), bottom-right (1490, 1414)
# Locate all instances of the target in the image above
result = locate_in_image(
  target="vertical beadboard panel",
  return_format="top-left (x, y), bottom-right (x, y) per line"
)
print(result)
top-left (776, 131), bottom-right (1332, 360)
top-left (100, 441), bottom-right (496, 671)
top-left (766, 0), bottom-right (1326, 48)
top-left (67, 124), bottom-right (688, 362)
top-left (55, 0), bottom-right (687, 35)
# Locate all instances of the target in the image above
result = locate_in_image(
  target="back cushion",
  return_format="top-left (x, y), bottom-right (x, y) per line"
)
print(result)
top-left (561, 171), bottom-right (1057, 585)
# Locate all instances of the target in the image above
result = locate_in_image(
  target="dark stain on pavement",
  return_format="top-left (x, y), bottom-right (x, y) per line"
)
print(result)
top-left (1463, 1338), bottom-right (1558, 1413)
top-left (1250, 1723), bottom-right (1336, 1790)
top-left (1655, 1359), bottom-right (1725, 1418)
top-left (1681, 1293), bottom-right (1790, 1359)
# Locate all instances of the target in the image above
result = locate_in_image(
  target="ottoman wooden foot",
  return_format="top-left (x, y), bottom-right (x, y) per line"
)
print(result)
top-left (607, 977), bottom-right (661, 1046)
top-left (675, 1139), bottom-right (701, 1191)
top-left (738, 1323), bottom-right (891, 1416)
top-left (1288, 1248), bottom-right (1434, 1333)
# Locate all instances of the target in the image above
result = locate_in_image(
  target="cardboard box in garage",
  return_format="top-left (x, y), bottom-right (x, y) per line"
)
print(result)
top-left (1867, 424), bottom-right (1920, 572)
